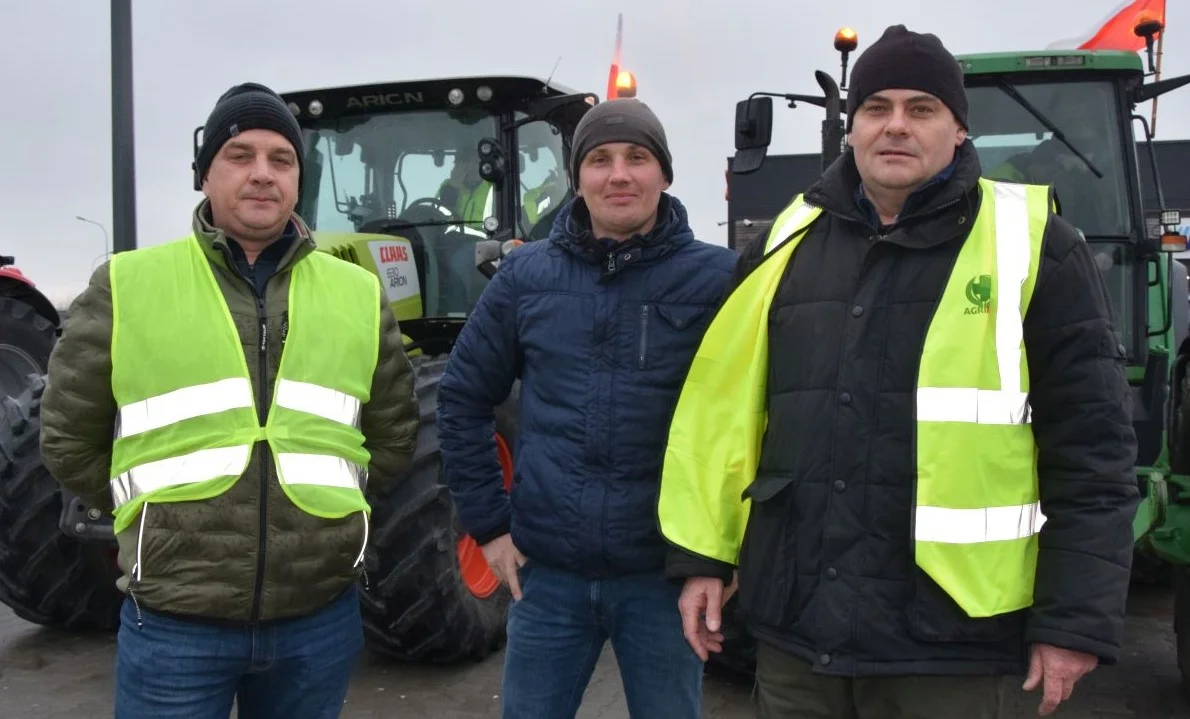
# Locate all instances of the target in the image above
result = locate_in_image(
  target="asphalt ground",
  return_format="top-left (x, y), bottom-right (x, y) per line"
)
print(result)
top-left (0, 584), bottom-right (1186, 718)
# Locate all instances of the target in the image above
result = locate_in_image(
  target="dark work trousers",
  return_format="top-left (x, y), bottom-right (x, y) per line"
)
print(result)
top-left (754, 640), bottom-right (1005, 719)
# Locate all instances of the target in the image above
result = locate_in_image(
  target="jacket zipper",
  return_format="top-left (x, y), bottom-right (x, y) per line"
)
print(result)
top-left (129, 503), bottom-right (148, 628)
top-left (250, 294), bottom-right (269, 623)
top-left (638, 304), bottom-right (649, 369)
top-left (213, 240), bottom-right (288, 624)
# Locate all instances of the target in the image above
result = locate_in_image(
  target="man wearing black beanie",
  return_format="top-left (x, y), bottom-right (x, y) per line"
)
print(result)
top-left (665, 24), bottom-right (1137, 719)
top-left (40, 81), bottom-right (420, 718)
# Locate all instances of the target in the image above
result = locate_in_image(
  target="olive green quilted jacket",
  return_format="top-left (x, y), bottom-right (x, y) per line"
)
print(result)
top-left (40, 201), bottom-right (420, 623)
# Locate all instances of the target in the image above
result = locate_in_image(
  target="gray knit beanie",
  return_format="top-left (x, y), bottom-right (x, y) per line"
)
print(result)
top-left (569, 99), bottom-right (673, 184)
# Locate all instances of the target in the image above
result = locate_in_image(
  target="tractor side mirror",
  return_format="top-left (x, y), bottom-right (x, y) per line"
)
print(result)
top-left (732, 96), bottom-right (773, 175)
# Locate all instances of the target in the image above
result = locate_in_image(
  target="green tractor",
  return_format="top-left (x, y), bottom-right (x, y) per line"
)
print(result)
top-left (720, 23), bottom-right (1190, 691)
top-left (0, 74), bottom-right (600, 663)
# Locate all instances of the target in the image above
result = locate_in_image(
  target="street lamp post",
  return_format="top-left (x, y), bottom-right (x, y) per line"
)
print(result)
top-left (76, 215), bottom-right (110, 258)
top-left (111, 0), bottom-right (137, 253)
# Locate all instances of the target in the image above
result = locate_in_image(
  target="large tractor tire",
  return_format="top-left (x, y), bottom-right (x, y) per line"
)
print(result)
top-left (706, 596), bottom-right (758, 682)
top-left (359, 354), bottom-right (516, 663)
top-left (0, 297), bottom-right (56, 400)
top-left (0, 375), bottom-right (124, 629)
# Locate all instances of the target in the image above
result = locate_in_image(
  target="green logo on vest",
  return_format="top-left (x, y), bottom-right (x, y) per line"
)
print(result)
top-left (964, 274), bottom-right (992, 315)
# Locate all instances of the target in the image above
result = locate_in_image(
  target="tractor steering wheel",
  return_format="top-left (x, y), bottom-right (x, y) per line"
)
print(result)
top-left (401, 197), bottom-right (463, 224)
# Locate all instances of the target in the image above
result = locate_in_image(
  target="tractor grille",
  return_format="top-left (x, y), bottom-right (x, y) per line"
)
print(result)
top-left (327, 244), bottom-right (362, 266)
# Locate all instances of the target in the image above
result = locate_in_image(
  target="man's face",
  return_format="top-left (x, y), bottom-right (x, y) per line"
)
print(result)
top-left (577, 142), bottom-right (670, 241)
top-left (849, 89), bottom-right (966, 193)
top-left (202, 129), bottom-right (299, 241)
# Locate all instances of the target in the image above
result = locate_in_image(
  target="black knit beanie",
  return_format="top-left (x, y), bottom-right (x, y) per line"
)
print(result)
top-left (845, 25), bottom-right (969, 132)
top-left (193, 82), bottom-right (305, 191)
top-left (569, 99), bottom-right (673, 184)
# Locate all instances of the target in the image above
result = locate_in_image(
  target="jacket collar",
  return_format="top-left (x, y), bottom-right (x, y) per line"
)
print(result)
top-left (804, 139), bottom-right (983, 242)
top-left (190, 198), bottom-right (316, 272)
top-left (547, 192), bottom-right (695, 279)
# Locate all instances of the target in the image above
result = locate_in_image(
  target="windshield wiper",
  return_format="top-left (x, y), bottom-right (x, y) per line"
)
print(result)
top-left (357, 218), bottom-right (486, 234)
top-left (995, 79), bottom-right (1104, 179)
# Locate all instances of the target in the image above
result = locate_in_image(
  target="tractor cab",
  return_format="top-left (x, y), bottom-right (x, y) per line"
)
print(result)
top-left (270, 76), bottom-right (594, 353)
top-left (958, 50), bottom-right (1185, 368)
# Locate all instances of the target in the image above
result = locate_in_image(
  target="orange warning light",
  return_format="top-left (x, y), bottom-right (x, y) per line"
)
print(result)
top-left (834, 27), bottom-right (858, 53)
top-left (615, 70), bottom-right (637, 98)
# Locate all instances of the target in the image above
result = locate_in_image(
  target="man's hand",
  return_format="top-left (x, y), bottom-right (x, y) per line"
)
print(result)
top-left (678, 576), bottom-right (735, 661)
top-left (1022, 643), bottom-right (1099, 716)
top-left (480, 534), bottom-right (527, 600)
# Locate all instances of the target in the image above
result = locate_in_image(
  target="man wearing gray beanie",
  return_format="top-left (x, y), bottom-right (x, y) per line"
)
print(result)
top-left (437, 97), bottom-right (735, 717)
top-left (665, 24), bottom-right (1136, 719)
top-left (40, 80), bottom-right (420, 718)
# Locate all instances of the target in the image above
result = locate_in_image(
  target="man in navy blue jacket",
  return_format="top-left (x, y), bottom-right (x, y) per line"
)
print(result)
top-left (437, 98), bottom-right (736, 718)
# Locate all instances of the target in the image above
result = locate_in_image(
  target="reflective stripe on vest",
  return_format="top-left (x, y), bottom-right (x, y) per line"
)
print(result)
top-left (108, 235), bottom-right (380, 535)
top-left (109, 378), bottom-right (366, 506)
top-left (657, 177), bottom-right (1050, 618)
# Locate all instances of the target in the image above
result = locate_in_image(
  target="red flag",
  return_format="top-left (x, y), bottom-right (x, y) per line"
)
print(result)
top-left (1051, 0), bottom-right (1167, 52)
top-left (606, 14), bottom-right (623, 100)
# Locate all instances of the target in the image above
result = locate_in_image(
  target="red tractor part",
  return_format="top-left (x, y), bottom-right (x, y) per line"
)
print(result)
top-left (457, 431), bottom-right (515, 598)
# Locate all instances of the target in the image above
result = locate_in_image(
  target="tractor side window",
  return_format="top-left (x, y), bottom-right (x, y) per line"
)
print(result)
top-left (304, 134), bottom-right (369, 232)
top-left (516, 119), bottom-right (570, 239)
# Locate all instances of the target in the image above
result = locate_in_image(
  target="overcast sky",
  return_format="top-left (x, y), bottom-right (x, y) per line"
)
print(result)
top-left (4, 0), bottom-right (1188, 305)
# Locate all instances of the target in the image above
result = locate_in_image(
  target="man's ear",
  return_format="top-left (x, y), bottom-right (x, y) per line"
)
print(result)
top-left (955, 127), bottom-right (968, 146)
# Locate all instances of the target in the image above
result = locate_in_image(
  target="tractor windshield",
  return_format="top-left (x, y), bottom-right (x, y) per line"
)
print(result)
top-left (970, 80), bottom-right (1130, 238)
top-left (969, 79), bottom-right (1139, 353)
top-left (298, 107), bottom-right (500, 234)
top-left (296, 107), bottom-right (569, 317)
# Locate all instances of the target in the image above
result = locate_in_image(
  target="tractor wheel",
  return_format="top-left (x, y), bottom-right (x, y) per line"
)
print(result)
top-left (1175, 565), bottom-right (1190, 698)
top-left (358, 354), bottom-right (516, 663)
top-left (0, 297), bottom-right (56, 400)
top-left (0, 374), bottom-right (124, 629)
top-left (706, 595), bottom-right (758, 682)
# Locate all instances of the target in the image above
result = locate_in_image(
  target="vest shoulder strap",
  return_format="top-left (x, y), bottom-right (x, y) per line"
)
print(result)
top-left (763, 194), bottom-right (824, 255)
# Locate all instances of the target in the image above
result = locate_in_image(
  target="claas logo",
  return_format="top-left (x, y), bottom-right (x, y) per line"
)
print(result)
top-left (379, 245), bottom-right (409, 263)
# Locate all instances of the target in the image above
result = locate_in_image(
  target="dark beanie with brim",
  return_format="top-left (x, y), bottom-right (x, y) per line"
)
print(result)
top-left (569, 99), bottom-right (673, 184)
top-left (193, 82), bottom-right (305, 190)
top-left (845, 25), bottom-right (969, 132)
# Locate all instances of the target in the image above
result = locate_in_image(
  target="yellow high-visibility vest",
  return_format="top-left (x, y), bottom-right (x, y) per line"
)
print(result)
top-left (108, 235), bottom-right (381, 548)
top-left (658, 178), bottom-right (1050, 618)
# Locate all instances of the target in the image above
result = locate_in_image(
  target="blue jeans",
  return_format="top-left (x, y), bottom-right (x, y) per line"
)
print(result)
top-left (114, 586), bottom-right (363, 719)
top-left (500, 561), bottom-right (703, 718)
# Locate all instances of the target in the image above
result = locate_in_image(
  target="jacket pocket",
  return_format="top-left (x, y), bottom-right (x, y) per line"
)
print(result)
top-left (903, 567), bottom-right (1022, 643)
top-left (637, 303), bottom-right (711, 370)
top-left (737, 472), bottom-right (801, 628)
